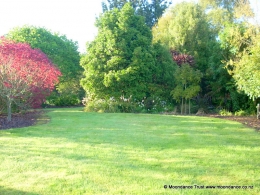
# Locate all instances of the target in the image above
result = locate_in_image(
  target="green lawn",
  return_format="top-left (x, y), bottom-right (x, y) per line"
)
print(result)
top-left (0, 108), bottom-right (259, 195)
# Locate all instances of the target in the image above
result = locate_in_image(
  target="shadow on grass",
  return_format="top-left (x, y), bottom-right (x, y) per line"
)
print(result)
top-left (3, 108), bottom-right (259, 150)
top-left (0, 109), bottom-right (259, 194)
top-left (0, 186), bottom-right (39, 195)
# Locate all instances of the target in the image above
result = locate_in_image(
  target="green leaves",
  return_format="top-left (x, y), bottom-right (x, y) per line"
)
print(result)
top-left (6, 26), bottom-right (83, 106)
top-left (6, 26), bottom-right (82, 82)
top-left (81, 3), bottom-right (177, 104)
top-left (233, 34), bottom-right (260, 100)
top-left (153, 2), bottom-right (213, 72)
top-left (171, 64), bottom-right (202, 106)
top-left (102, 0), bottom-right (171, 28)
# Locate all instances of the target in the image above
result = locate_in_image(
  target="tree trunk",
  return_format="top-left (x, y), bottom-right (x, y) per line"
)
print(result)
top-left (7, 98), bottom-right (12, 122)
top-left (185, 98), bottom-right (187, 115)
top-left (181, 97), bottom-right (183, 115)
top-left (189, 99), bottom-right (191, 115)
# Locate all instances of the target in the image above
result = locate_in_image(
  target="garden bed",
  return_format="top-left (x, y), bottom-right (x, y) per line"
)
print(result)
top-left (212, 115), bottom-right (260, 131)
top-left (0, 110), bottom-right (47, 130)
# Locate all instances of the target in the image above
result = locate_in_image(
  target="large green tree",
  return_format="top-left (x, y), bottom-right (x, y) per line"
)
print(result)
top-left (153, 2), bottom-right (214, 72)
top-left (81, 3), bottom-right (175, 101)
top-left (199, 0), bottom-right (254, 34)
top-left (198, 0), bottom-right (256, 110)
top-left (102, 0), bottom-right (171, 28)
top-left (219, 22), bottom-right (260, 100)
top-left (6, 26), bottom-right (83, 106)
top-left (234, 37), bottom-right (260, 100)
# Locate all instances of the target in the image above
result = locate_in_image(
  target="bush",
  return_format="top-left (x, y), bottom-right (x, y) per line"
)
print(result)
top-left (234, 109), bottom-right (256, 116)
top-left (219, 109), bottom-right (233, 116)
top-left (82, 96), bottom-right (174, 113)
top-left (46, 94), bottom-right (81, 107)
top-left (234, 109), bottom-right (247, 116)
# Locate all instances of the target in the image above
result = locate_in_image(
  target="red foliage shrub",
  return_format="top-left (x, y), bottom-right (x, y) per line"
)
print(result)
top-left (0, 37), bottom-right (61, 108)
top-left (170, 49), bottom-right (195, 67)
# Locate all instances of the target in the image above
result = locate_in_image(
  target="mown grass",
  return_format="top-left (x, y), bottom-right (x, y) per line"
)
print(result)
top-left (0, 108), bottom-right (259, 195)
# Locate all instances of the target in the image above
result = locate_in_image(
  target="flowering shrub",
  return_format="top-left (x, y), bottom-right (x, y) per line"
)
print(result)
top-left (82, 95), bottom-right (174, 113)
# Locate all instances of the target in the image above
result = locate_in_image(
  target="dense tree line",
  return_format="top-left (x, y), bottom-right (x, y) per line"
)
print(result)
top-left (1, 0), bottom-right (259, 117)
top-left (80, 0), bottom-right (260, 113)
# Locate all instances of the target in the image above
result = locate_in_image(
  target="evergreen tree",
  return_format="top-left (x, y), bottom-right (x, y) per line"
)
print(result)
top-left (102, 0), bottom-right (171, 28)
top-left (81, 3), bottom-right (156, 100)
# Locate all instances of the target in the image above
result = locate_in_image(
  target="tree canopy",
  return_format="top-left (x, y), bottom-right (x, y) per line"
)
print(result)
top-left (81, 3), bottom-right (176, 102)
top-left (152, 2), bottom-right (214, 72)
top-left (102, 0), bottom-right (171, 28)
top-left (6, 26), bottom-right (81, 82)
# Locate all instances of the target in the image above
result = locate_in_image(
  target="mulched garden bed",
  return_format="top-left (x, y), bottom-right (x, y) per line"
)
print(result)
top-left (0, 110), bottom-right (47, 130)
top-left (211, 115), bottom-right (260, 131)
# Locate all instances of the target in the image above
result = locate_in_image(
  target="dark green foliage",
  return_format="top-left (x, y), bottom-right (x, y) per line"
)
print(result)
top-left (81, 3), bottom-right (176, 106)
top-left (150, 43), bottom-right (176, 100)
top-left (102, 0), bottom-right (171, 28)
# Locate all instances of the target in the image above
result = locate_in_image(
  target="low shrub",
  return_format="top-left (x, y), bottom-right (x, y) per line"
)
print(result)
top-left (82, 96), bottom-right (174, 113)
top-left (234, 109), bottom-right (248, 116)
top-left (46, 92), bottom-right (81, 106)
top-left (219, 109), bottom-right (233, 116)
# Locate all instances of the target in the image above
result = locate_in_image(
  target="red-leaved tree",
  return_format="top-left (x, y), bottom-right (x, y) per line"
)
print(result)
top-left (170, 49), bottom-right (195, 66)
top-left (0, 38), bottom-right (61, 121)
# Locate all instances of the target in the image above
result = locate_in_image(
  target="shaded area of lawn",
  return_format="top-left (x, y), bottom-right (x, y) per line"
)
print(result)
top-left (0, 108), bottom-right (259, 194)
top-left (0, 110), bottom-right (49, 130)
top-left (0, 186), bottom-right (38, 195)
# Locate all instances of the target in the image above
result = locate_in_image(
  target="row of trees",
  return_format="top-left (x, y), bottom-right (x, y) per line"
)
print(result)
top-left (1, 0), bottom-right (259, 119)
top-left (80, 0), bottom-right (260, 113)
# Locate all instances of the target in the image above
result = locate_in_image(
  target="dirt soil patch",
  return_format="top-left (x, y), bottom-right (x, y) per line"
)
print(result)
top-left (0, 110), bottom-right (48, 130)
top-left (211, 115), bottom-right (260, 131)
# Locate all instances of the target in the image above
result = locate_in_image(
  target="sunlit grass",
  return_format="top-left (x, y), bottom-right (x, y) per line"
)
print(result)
top-left (0, 108), bottom-right (259, 194)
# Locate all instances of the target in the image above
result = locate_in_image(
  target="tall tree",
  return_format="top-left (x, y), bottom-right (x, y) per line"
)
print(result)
top-left (171, 63), bottom-right (202, 114)
top-left (198, 0), bottom-right (256, 110)
top-left (81, 3), bottom-right (175, 102)
top-left (153, 2), bottom-right (214, 73)
top-left (102, 0), bottom-right (171, 28)
top-left (199, 0), bottom-right (254, 33)
top-left (219, 22), bottom-right (260, 100)
top-left (233, 34), bottom-right (260, 100)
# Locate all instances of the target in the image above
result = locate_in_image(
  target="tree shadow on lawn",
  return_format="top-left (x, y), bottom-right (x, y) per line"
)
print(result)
top-left (0, 186), bottom-right (39, 195)
top-left (0, 110), bottom-right (259, 194)
top-left (1, 109), bottom-right (259, 150)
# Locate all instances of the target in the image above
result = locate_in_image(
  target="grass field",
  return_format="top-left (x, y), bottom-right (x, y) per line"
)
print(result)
top-left (0, 108), bottom-right (259, 195)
